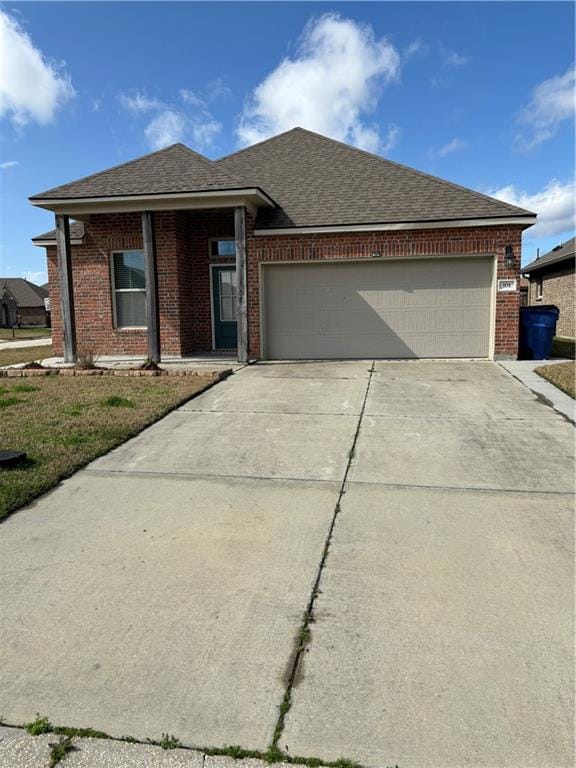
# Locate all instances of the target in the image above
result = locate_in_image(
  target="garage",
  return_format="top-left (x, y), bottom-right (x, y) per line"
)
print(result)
top-left (262, 257), bottom-right (494, 360)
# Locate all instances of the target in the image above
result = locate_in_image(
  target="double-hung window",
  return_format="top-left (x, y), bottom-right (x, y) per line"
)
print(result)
top-left (111, 251), bottom-right (147, 328)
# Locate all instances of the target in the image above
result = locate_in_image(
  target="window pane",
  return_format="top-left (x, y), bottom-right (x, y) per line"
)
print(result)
top-left (220, 296), bottom-right (236, 322)
top-left (219, 270), bottom-right (237, 297)
top-left (114, 252), bottom-right (146, 289)
top-left (116, 291), bottom-right (146, 327)
top-left (211, 240), bottom-right (235, 257)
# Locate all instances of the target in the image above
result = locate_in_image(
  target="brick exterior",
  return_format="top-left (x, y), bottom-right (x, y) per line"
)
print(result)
top-left (45, 211), bottom-right (524, 359)
top-left (527, 264), bottom-right (575, 338)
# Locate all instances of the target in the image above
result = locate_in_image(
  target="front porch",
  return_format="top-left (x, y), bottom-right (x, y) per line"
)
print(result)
top-left (42, 205), bottom-right (254, 365)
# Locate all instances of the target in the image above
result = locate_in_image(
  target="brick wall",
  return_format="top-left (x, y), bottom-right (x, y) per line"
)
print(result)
top-left (247, 222), bottom-right (524, 359)
top-left (527, 265), bottom-right (575, 338)
top-left (45, 213), bottom-right (524, 359)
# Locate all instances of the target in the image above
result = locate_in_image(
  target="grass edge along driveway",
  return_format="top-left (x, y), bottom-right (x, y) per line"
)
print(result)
top-left (535, 360), bottom-right (575, 399)
top-left (0, 344), bottom-right (54, 367)
top-left (0, 373), bottom-right (217, 520)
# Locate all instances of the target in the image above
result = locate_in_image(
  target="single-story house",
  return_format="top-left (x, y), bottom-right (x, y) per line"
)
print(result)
top-left (30, 128), bottom-right (536, 363)
top-left (0, 278), bottom-right (49, 327)
top-left (522, 237), bottom-right (575, 338)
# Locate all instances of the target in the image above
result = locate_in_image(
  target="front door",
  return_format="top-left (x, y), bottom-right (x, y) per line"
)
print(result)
top-left (212, 266), bottom-right (238, 349)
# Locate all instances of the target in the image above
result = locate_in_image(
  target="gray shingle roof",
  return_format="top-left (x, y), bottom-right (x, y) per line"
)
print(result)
top-left (216, 128), bottom-right (533, 229)
top-left (523, 236), bottom-right (575, 274)
top-left (30, 144), bottom-right (247, 200)
top-left (32, 221), bottom-right (85, 242)
top-left (29, 128), bottom-right (534, 231)
top-left (0, 278), bottom-right (48, 308)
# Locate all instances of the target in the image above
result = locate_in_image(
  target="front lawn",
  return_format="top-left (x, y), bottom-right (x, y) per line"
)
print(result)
top-left (0, 327), bottom-right (52, 341)
top-left (0, 344), bottom-right (53, 367)
top-left (535, 361), bottom-right (575, 399)
top-left (0, 374), bottom-right (216, 519)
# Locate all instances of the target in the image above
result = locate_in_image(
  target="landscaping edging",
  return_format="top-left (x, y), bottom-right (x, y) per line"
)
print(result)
top-left (0, 367), bottom-right (233, 379)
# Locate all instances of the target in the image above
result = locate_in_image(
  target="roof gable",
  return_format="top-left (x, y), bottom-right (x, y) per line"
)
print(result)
top-left (216, 128), bottom-right (533, 229)
top-left (30, 144), bottom-right (246, 200)
top-left (0, 278), bottom-right (48, 307)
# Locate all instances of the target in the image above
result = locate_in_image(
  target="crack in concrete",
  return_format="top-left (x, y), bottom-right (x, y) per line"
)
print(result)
top-left (272, 361), bottom-right (375, 750)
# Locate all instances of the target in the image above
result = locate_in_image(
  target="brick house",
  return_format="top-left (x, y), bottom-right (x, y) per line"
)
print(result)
top-left (30, 128), bottom-right (535, 363)
top-left (522, 237), bottom-right (575, 338)
top-left (0, 278), bottom-right (49, 327)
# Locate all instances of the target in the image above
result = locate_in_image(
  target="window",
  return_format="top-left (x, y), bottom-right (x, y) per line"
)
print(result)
top-left (536, 276), bottom-right (543, 300)
top-left (210, 239), bottom-right (236, 258)
top-left (111, 251), bottom-right (147, 327)
top-left (219, 269), bottom-right (237, 321)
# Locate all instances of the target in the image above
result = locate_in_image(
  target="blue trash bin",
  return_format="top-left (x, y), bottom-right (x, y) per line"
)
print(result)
top-left (519, 305), bottom-right (559, 360)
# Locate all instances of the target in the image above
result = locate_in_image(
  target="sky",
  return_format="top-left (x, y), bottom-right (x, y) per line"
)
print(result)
top-left (0, 1), bottom-right (574, 285)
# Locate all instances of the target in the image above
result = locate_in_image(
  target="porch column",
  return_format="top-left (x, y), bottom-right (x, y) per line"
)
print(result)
top-left (141, 211), bottom-right (161, 363)
top-left (234, 206), bottom-right (249, 363)
top-left (55, 214), bottom-right (77, 363)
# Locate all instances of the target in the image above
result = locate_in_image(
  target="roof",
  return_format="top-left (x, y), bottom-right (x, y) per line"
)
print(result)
top-left (216, 128), bottom-right (533, 229)
top-left (29, 144), bottom-right (248, 200)
top-left (32, 221), bottom-right (85, 243)
top-left (0, 278), bottom-right (49, 308)
top-left (523, 236), bottom-right (576, 274)
top-left (29, 128), bottom-right (534, 231)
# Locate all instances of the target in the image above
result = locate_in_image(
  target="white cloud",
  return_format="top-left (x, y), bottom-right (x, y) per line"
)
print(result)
top-left (0, 160), bottom-right (19, 169)
top-left (0, 10), bottom-right (75, 127)
top-left (515, 67), bottom-right (575, 151)
top-left (179, 89), bottom-right (205, 108)
top-left (237, 13), bottom-right (400, 153)
top-left (119, 90), bottom-right (165, 113)
top-left (489, 179), bottom-right (575, 237)
top-left (436, 137), bottom-right (468, 157)
top-left (23, 270), bottom-right (47, 285)
top-left (144, 110), bottom-right (187, 150)
top-left (190, 117), bottom-right (222, 149)
top-left (444, 50), bottom-right (469, 67)
top-left (404, 40), bottom-right (424, 60)
top-left (91, 99), bottom-right (102, 112)
top-left (206, 78), bottom-right (231, 102)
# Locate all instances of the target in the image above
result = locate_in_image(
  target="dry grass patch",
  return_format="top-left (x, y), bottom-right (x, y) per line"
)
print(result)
top-left (0, 373), bottom-right (216, 519)
top-left (0, 344), bottom-right (53, 367)
top-left (535, 361), bottom-right (575, 399)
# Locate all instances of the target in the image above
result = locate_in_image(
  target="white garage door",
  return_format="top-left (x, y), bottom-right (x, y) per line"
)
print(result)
top-left (262, 257), bottom-right (493, 359)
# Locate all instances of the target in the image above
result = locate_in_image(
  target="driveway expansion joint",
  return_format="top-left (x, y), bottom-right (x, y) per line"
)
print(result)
top-left (271, 361), bottom-right (376, 751)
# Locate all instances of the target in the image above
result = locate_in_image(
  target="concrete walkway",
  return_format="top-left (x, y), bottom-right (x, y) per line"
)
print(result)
top-left (0, 336), bottom-right (51, 350)
top-left (0, 360), bottom-right (573, 768)
top-left (499, 359), bottom-right (575, 422)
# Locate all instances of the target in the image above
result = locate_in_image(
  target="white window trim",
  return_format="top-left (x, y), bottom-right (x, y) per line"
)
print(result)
top-left (535, 276), bottom-right (543, 301)
top-left (110, 249), bottom-right (147, 329)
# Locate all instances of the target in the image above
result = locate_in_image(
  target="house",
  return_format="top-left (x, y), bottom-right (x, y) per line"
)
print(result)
top-left (0, 278), bottom-right (49, 327)
top-left (30, 128), bottom-right (536, 363)
top-left (522, 237), bottom-right (575, 338)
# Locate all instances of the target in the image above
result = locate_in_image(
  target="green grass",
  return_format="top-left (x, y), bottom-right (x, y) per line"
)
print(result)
top-left (0, 374), bottom-right (217, 520)
top-left (0, 344), bottom-right (53, 368)
top-left (25, 714), bottom-right (52, 735)
top-left (0, 327), bottom-right (51, 341)
top-left (535, 361), bottom-right (575, 399)
top-left (552, 336), bottom-right (575, 359)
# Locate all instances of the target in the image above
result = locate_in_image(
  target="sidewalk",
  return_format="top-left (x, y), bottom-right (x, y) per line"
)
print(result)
top-left (0, 337), bottom-right (52, 350)
top-left (499, 359), bottom-right (575, 422)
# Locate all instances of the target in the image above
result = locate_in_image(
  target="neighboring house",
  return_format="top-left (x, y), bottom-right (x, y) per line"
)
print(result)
top-left (0, 278), bottom-right (49, 327)
top-left (519, 277), bottom-right (530, 307)
top-left (30, 128), bottom-right (536, 363)
top-left (522, 237), bottom-right (575, 339)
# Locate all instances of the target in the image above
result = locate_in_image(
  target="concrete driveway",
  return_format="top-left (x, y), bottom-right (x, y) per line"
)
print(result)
top-left (0, 360), bottom-right (573, 768)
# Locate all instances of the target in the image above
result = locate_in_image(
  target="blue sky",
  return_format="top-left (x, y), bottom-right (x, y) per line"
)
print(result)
top-left (1, 1), bottom-right (574, 284)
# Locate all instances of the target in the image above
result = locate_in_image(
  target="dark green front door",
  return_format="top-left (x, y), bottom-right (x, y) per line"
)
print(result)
top-left (212, 266), bottom-right (238, 350)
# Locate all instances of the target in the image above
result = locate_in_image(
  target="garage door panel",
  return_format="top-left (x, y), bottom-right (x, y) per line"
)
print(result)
top-left (263, 258), bottom-right (493, 360)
